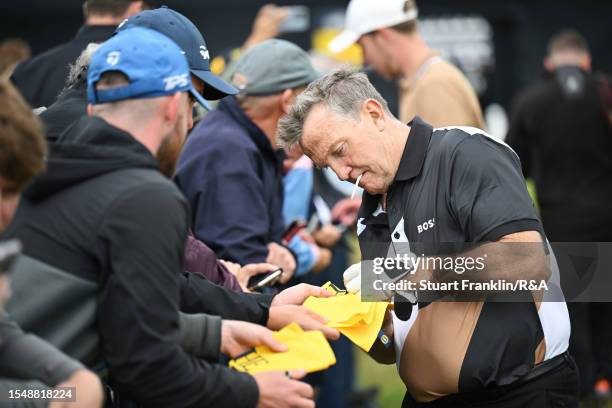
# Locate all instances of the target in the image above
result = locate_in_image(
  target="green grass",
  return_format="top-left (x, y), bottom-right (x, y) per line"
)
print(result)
top-left (355, 349), bottom-right (405, 407)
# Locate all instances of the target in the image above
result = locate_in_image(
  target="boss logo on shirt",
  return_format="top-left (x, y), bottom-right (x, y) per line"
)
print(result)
top-left (417, 218), bottom-right (435, 234)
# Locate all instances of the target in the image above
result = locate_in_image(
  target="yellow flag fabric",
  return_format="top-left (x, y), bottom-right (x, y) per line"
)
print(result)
top-left (229, 323), bottom-right (336, 374)
top-left (303, 282), bottom-right (389, 351)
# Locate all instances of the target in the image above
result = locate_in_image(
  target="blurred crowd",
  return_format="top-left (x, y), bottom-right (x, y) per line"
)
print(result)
top-left (0, 0), bottom-right (610, 407)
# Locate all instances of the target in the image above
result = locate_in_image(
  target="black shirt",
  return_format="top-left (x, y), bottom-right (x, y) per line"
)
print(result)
top-left (357, 117), bottom-right (569, 402)
top-left (11, 25), bottom-right (115, 108)
top-left (506, 66), bottom-right (612, 241)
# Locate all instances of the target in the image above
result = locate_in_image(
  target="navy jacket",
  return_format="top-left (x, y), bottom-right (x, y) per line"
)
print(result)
top-left (175, 96), bottom-right (285, 265)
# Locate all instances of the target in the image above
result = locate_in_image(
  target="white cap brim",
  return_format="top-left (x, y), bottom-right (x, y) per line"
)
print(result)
top-left (329, 30), bottom-right (361, 53)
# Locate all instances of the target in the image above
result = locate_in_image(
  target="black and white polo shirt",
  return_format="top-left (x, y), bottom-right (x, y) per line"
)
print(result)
top-left (356, 117), bottom-right (570, 402)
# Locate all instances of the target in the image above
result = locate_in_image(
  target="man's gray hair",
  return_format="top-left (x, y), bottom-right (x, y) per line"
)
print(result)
top-left (278, 69), bottom-right (391, 149)
top-left (65, 42), bottom-right (100, 89)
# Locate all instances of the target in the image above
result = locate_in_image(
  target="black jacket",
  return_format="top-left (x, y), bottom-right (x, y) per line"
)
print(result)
top-left (39, 75), bottom-right (88, 142)
top-left (11, 25), bottom-right (115, 108)
top-left (4, 116), bottom-right (260, 407)
top-left (506, 66), bottom-right (612, 240)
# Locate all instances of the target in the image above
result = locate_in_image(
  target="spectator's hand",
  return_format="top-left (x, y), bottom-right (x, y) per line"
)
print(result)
top-left (243, 4), bottom-right (291, 50)
top-left (221, 320), bottom-right (286, 358)
top-left (254, 370), bottom-right (314, 408)
top-left (332, 197), bottom-right (362, 226)
top-left (312, 224), bottom-right (342, 247)
top-left (220, 259), bottom-right (241, 275)
top-left (221, 261), bottom-right (279, 292)
top-left (266, 243), bottom-right (296, 283)
top-left (343, 262), bottom-right (362, 297)
top-left (312, 247), bottom-right (332, 273)
top-left (272, 283), bottom-right (334, 307)
top-left (344, 261), bottom-right (404, 302)
top-left (49, 369), bottom-right (104, 408)
top-left (268, 305), bottom-right (340, 340)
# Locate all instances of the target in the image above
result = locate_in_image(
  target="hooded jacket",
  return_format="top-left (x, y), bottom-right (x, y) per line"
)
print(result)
top-left (38, 82), bottom-right (243, 290)
top-left (3, 116), bottom-right (260, 407)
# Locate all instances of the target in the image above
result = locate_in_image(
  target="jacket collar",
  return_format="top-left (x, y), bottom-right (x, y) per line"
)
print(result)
top-left (218, 96), bottom-right (279, 163)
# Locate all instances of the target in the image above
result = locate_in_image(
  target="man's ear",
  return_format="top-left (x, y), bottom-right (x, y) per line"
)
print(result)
top-left (87, 104), bottom-right (93, 116)
top-left (581, 54), bottom-right (592, 71)
top-left (361, 98), bottom-right (386, 131)
top-left (163, 93), bottom-right (182, 125)
top-left (82, 2), bottom-right (89, 20)
top-left (280, 89), bottom-right (295, 115)
top-left (543, 57), bottom-right (555, 73)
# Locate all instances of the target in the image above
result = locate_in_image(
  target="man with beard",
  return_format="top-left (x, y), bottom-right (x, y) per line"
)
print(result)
top-left (3, 28), bottom-right (318, 407)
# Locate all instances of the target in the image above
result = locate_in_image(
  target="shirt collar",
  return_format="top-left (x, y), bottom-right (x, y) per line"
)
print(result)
top-left (394, 116), bottom-right (433, 182)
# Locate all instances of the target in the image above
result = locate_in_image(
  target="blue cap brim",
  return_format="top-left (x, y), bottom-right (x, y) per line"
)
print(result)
top-left (189, 88), bottom-right (212, 111)
top-left (192, 69), bottom-right (239, 100)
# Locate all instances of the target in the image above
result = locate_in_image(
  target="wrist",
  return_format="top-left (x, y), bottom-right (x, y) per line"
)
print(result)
top-left (220, 321), bottom-right (230, 355)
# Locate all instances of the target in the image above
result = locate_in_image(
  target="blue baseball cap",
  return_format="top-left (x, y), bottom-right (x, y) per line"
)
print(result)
top-left (87, 27), bottom-right (209, 109)
top-left (116, 6), bottom-right (239, 101)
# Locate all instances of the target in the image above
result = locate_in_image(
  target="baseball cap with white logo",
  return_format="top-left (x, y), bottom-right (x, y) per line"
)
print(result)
top-left (329, 0), bottom-right (419, 53)
top-left (116, 6), bottom-right (238, 102)
top-left (87, 27), bottom-right (208, 109)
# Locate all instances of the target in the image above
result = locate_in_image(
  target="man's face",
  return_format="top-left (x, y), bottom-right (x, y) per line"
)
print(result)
top-left (300, 104), bottom-right (395, 195)
top-left (0, 180), bottom-right (20, 234)
top-left (157, 92), bottom-right (193, 177)
top-left (358, 33), bottom-right (399, 81)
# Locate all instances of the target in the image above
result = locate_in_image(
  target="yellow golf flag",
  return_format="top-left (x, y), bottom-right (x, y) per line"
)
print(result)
top-left (229, 323), bottom-right (336, 374)
top-left (303, 282), bottom-right (389, 351)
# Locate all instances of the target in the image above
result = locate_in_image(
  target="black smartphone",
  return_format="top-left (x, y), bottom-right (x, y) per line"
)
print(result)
top-left (247, 268), bottom-right (283, 292)
top-left (0, 240), bottom-right (22, 275)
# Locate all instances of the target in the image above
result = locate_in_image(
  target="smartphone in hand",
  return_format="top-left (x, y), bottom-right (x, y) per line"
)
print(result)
top-left (247, 268), bottom-right (283, 292)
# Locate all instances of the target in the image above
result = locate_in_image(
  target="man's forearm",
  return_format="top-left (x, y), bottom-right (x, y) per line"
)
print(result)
top-left (0, 318), bottom-right (83, 386)
top-left (179, 272), bottom-right (273, 325)
top-left (178, 313), bottom-right (221, 362)
top-left (426, 241), bottom-right (549, 284)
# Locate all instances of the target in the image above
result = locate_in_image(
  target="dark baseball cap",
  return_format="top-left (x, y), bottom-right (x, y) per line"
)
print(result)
top-left (88, 27), bottom-right (208, 109)
top-left (116, 6), bottom-right (238, 101)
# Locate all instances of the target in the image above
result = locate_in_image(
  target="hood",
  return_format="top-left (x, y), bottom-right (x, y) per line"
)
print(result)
top-left (24, 115), bottom-right (159, 202)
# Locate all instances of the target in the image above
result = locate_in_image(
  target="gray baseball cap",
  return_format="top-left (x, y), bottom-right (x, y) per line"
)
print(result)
top-left (231, 39), bottom-right (319, 96)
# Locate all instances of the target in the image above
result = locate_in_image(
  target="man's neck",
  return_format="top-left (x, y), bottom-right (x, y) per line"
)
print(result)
top-left (247, 112), bottom-right (281, 149)
top-left (97, 114), bottom-right (162, 156)
top-left (85, 15), bottom-right (122, 26)
top-left (395, 33), bottom-right (435, 81)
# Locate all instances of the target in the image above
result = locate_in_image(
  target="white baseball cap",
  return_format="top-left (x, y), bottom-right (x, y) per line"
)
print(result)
top-left (329, 0), bottom-right (419, 53)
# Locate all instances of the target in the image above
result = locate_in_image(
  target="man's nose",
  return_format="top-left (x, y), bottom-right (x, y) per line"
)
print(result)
top-left (332, 164), bottom-right (351, 181)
